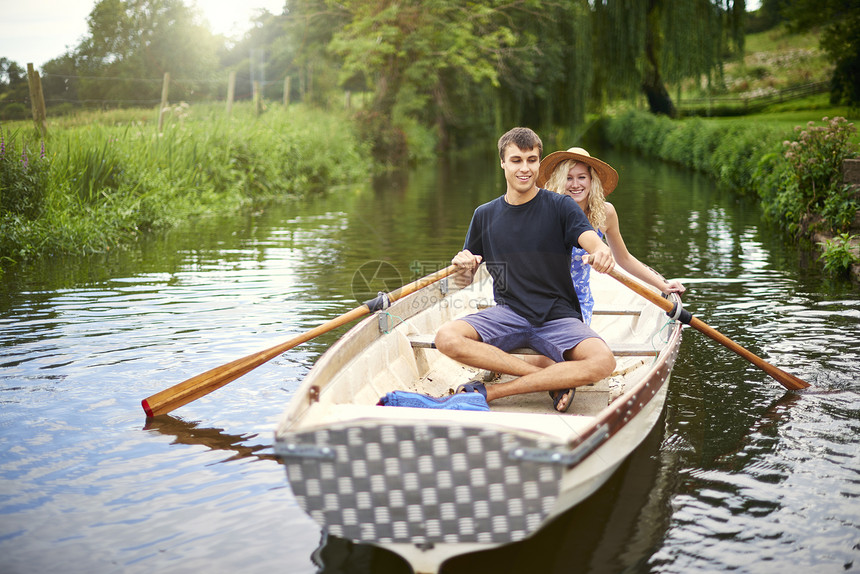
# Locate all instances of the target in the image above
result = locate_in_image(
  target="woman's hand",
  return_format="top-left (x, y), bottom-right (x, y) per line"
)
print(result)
top-left (664, 279), bottom-right (686, 294)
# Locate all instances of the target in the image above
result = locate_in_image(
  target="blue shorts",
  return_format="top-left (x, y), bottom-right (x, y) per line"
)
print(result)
top-left (458, 305), bottom-right (603, 363)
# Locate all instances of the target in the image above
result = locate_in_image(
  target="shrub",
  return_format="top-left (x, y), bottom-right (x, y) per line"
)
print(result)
top-left (0, 128), bottom-right (50, 219)
top-left (1, 103), bottom-right (28, 121)
top-left (818, 233), bottom-right (860, 275)
top-left (762, 116), bottom-right (858, 234)
top-left (604, 109), bottom-right (780, 193)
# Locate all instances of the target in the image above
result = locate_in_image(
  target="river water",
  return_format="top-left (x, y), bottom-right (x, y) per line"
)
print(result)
top-left (1, 146), bottom-right (858, 574)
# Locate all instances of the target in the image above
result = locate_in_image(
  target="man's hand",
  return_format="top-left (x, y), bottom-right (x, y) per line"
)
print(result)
top-left (582, 248), bottom-right (614, 273)
top-left (579, 230), bottom-right (614, 273)
top-left (451, 249), bottom-right (482, 287)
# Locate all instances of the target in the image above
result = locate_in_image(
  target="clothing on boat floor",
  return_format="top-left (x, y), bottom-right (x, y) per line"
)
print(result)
top-left (377, 391), bottom-right (489, 411)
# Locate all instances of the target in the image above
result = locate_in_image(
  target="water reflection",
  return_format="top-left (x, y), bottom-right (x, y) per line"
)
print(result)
top-left (662, 388), bottom-right (860, 573)
top-left (143, 416), bottom-right (276, 463)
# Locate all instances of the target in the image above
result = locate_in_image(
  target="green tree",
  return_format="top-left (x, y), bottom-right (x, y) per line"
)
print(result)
top-left (41, 52), bottom-right (80, 113)
top-left (258, 0), bottom-right (744, 157)
top-left (277, 0), bottom-right (349, 106)
top-left (322, 0), bottom-right (531, 156)
top-left (74, 0), bottom-right (221, 105)
top-left (0, 59), bottom-right (30, 120)
top-left (492, 2), bottom-right (593, 140)
top-left (783, 0), bottom-right (860, 105)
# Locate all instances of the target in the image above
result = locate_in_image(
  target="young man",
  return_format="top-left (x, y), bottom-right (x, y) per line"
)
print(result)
top-left (433, 127), bottom-right (617, 412)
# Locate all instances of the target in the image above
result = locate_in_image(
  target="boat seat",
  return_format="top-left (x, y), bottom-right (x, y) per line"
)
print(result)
top-left (477, 302), bottom-right (641, 316)
top-left (407, 335), bottom-right (659, 357)
top-left (592, 306), bottom-right (642, 316)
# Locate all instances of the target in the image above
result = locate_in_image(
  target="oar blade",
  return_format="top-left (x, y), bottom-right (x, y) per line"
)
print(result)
top-left (606, 268), bottom-right (812, 391)
top-left (142, 354), bottom-right (267, 417)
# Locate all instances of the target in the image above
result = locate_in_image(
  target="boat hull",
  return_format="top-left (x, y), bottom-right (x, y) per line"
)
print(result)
top-left (275, 267), bottom-right (683, 572)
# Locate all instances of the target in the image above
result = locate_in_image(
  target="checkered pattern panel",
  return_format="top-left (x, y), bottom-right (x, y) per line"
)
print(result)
top-left (281, 423), bottom-right (562, 545)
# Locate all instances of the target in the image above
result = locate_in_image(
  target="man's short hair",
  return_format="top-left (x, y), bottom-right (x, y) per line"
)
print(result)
top-left (497, 127), bottom-right (543, 160)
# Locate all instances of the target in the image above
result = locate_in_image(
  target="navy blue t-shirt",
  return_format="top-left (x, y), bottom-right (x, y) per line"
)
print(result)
top-left (464, 188), bottom-right (594, 325)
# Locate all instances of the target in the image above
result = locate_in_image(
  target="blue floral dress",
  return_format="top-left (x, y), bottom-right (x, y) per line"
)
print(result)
top-left (571, 230), bottom-right (603, 325)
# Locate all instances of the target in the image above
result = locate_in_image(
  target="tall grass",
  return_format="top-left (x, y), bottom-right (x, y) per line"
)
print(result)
top-left (0, 103), bottom-right (368, 266)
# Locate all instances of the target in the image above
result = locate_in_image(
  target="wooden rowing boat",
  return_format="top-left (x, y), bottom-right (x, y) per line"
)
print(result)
top-left (274, 265), bottom-right (683, 573)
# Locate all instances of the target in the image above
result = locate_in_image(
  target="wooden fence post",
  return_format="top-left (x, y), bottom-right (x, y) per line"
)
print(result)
top-left (157, 72), bottom-right (170, 132)
top-left (226, 70), bottom-right (236, 116)
top-left (26, 63), bottom-right (47, 137)
top-left (254, 81), bottom-right (262, 115)
top-left (283, 76), bottom-right (290, 107)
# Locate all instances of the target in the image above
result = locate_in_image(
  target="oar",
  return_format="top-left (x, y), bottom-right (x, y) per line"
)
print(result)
top-left (142, 264), bottom-right (460, 417)
top-left (606, 267), bottom-right (811, 390)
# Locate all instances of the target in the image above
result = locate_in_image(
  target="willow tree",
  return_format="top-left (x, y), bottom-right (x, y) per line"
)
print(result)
top-left (492, 1), bottom-right (594, 138)
top-left (319, 0), bottom-right (534, 156)
top-left (593, 0), bottom-right (743, 117)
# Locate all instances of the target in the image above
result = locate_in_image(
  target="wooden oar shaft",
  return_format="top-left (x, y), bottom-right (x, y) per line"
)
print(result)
top-left (141, 306), bottom-right (369, 417)
top-left (142, 264), bottom-right (459, 417)
top-left (606, 268), bottom-right (810, 391)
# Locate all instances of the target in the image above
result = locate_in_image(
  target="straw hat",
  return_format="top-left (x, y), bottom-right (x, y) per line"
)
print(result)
top-left (536, 147), bottom-right (619, 195)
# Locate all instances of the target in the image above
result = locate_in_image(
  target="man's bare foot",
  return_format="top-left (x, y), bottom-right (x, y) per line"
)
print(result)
top-left (550, 388), bottom-right (575, 412)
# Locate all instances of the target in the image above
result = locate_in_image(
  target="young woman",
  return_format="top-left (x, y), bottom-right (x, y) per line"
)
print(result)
top-left (537, 147), bottom-right (685, 325)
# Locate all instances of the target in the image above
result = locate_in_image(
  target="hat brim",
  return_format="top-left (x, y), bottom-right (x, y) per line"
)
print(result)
top-left (537, 151), bottom-right (618, 195)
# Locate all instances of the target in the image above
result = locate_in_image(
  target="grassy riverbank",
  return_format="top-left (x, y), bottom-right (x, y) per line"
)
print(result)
top-left (0, 103), bottom-right (368, 271)
top-left (601, 107), bottom-right (860, 276)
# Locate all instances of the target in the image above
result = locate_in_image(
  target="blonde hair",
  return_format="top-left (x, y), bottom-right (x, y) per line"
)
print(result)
top-left (544, 159), bottom-right (607, 230)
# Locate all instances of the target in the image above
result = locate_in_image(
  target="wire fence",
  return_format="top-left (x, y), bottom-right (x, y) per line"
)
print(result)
top-left (1, 70), bottom-right (297, 115)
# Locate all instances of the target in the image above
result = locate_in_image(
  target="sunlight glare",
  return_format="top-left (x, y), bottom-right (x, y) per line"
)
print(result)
top-left (194, 0), bottom-right (285, 37)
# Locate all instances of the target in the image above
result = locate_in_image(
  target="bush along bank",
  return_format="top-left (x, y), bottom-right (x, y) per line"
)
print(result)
top-left (602, 110), bottom-right (860, 279)
top-left (0, 103), bottom-right (369, 270)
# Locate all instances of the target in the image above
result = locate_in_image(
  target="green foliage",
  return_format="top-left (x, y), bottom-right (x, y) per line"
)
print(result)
top-left (594, 0), bottom-right (736, 116)
top-left (0, 103), bottom-right (369, 264)
top-left (1, 103), bottom-right (28, 121)
top-left (604, 109), bottom-right (779, 191)
top-left (762, 117), bottom-right (858, 233)
top-left (74, 0), bottom-right (220, 104)
top-left (322, 0), bottom-right (556, 156)
top-left (709, 123), bottom-right (780, 190)
top-left (0, 58), bottom-right (29, 113)
top-left (818, 233), bottom-right (860, 275)
top-left (604, 110), bottom-right (860, 267)
top-left (0, 129), bottom-right (50, 219)
top-left (782, 0), bottom-right (860, 106)
top-left (2, 0), bottom-right (753, 162)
